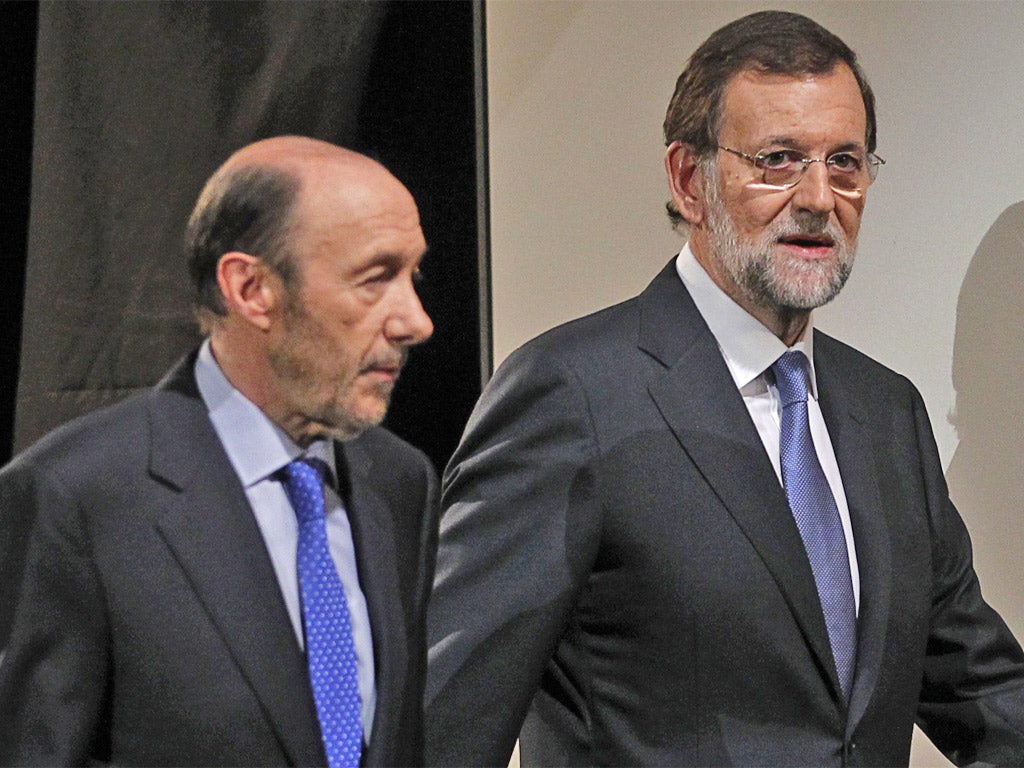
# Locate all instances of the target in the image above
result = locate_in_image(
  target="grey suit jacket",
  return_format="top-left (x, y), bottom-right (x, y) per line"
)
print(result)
top-left (425, 260), bottom-right (1024, 766)
top-left (0, 352), bottom-right (439, 767)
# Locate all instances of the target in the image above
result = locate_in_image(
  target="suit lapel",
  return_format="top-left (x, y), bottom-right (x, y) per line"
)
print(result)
top-left (146, 355), bottom-right (325, 766)
top-left (640, 263), bottom-right (846, 701)
top-left (814, 337), bottom-right (893, 730)
top-left (337, 437), bottom-right (405, 767)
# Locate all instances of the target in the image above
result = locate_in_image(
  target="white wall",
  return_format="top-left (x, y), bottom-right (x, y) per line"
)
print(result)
top-left (486, 2), bottom-right (1024, 765)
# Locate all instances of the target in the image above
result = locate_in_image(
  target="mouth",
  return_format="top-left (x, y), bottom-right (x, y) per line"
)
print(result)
top-left (360, 356), bottom-right (405, 382)
top-left (777, 233), bottom-right (835, 257)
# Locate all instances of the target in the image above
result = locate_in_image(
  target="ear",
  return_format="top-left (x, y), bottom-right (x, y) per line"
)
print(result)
top-left (665, 141), bottom-right (707, 227)
top-left (215, 251), bottom-right (280, 331)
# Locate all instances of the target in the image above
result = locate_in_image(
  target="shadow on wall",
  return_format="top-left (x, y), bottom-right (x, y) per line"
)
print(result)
top-left (946, 200), bottom-right (1024, 637)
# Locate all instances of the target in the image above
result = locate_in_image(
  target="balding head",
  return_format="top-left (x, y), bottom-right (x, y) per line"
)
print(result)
top-left (185, 136), bottom-right (415, 332)
top-left (184, 136), bottom-right (431, 445)
top-left (217, 135), bottom-right (392, 181)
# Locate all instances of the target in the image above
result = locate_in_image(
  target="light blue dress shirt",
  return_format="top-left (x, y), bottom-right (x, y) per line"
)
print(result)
top-left (194, 340), bottom-right (377, 737)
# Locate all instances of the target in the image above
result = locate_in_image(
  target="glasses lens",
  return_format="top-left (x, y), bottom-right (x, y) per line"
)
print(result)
top-left (866, 153), bottom-right (884, 181)
top-left (828, 173), bottom-right (860, 192)
top-left (826, 152), bottom-right (866, 191)
top-left (756, 149), bottom-right (804, 188)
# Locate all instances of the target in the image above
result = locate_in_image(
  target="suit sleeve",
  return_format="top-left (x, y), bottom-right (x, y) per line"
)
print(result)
top-left (403, 447), bottom-right (441, 768)
top-left (415, 451), bottom-right (441, 643)
top-left (911, 386), bottom-right (1024, 765)
top-left (0, 460), bottom-right (111, 766)
top-left (424, 344), bottom-right (603, 767)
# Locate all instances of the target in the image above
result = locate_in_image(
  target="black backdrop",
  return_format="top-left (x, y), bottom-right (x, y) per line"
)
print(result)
top-left (1, 0), bottom-right (487, 474)
top-left (0, 1), bottom-right (36, 469)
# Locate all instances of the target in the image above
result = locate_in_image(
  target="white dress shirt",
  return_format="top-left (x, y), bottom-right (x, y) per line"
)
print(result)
top-left (194, 340), bottom-right (377, 736)
top-left (675, 245), bottom-right (860, 611)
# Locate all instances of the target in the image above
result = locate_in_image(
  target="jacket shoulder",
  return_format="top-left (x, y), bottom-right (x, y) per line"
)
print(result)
top-left (814, 330), bottom-right (917, 397)
top-left (500, 296), bottom-right (643, 387)
top-left (2, 390), bottom-right (156, 483)
top-left (347, 426), bottom-right (434, 475)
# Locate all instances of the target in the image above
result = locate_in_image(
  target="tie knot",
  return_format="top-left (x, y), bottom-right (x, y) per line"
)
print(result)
top-left (772, 350), bottom-right (811, 408)
top-left (281, 458), bottom-right (330, 524)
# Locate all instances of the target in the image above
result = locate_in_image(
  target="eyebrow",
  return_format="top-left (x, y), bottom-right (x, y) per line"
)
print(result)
top-left (361, 246), bottom-right (430, 273)
top-left (758, 136), bottom-right (866, 153)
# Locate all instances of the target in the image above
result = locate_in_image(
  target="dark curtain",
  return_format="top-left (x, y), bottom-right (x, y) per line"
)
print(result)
top-left (10, 0), bottom-right (484, 473)
top-left (0, 1), bottom-right (36, 466)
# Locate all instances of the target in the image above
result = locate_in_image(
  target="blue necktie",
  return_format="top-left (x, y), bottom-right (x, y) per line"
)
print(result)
top-left (772, 351), bottom-right (857, 699)
top-left (281, 458), bottom-right (363, 768)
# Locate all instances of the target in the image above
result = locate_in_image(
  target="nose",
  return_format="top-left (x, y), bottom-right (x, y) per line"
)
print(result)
top-left (790, 159), bottom-right (836, 214)
top-left (385, 277), bottom-right (434, 346)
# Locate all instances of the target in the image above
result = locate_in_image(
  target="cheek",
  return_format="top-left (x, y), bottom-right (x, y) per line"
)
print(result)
top-left (730, 187), bottom-right (791, 233)
top-left (331, 318), bottom-right (386, 370)
top-left (836, 200), bottom-right (865, 239)
top-left (736, 203), bottom-right (788, 241)
top-left (316, 302), bottom-right (374, 355)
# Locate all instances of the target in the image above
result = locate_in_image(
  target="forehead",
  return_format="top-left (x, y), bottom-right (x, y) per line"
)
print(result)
top-left (718, 64), bottom-right (867, 148)
top-left (293, 167), bottom-right (426, 264)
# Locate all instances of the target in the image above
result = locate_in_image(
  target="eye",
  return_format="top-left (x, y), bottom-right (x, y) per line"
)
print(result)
top-left (355, 264), bottom-right (401, 295)
top-left (361, 269), bottom-right (393, 285)
top-left (827, 152), bottom-right (863, 173)
top-left (755, 149), bottom-right (804, 171)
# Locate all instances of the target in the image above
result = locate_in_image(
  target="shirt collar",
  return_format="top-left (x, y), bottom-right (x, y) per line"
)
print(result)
top-left (194, 340), bottom-right (335, 487)
top-left (674, 243), bottom-right (818, 399)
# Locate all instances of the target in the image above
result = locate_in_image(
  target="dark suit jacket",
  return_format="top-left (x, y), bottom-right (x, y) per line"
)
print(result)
top-left (425, 260), bottom-right (1024, 766)
top-left (0, 352), bottom-right (439, 767)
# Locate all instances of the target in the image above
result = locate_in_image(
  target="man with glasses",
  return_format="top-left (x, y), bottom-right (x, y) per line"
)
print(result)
top-left (426, 10), bottom-right (1024, 766)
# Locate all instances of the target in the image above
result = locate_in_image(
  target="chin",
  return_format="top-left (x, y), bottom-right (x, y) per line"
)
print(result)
top-left (347, 400), bottom-right (390, 431)
top-left (771, 263), bottom-right (849, 308)
top-left (305, 402), bottom-right (385, 444)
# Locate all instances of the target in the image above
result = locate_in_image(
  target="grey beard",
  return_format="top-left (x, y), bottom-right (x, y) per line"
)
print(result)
top-left (703, 172), bottom-right (856, 312)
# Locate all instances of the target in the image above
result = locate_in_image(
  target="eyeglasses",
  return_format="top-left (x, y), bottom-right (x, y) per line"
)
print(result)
top-left (716, 146), bottom-right (885, 194)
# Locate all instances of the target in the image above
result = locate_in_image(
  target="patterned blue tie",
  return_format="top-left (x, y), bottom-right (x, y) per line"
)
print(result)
top-left (281, 458), bottom-right (363, 768)
top-left (772, 351), bottom-right (857, 700)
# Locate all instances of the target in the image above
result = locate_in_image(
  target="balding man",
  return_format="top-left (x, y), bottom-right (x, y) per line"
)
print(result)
top-left (0, 137), bottom-right (437, 767)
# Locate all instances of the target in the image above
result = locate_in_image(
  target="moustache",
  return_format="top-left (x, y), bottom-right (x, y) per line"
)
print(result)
top-left (360, 348), bottom-right (409, 375)
top-left (772, 214), bottom-right (846, 247)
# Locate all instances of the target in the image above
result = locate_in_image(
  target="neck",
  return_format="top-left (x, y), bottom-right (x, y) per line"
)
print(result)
top-left (209, 331), bottom-right (320, 448)
top-left (731, 298), bottom-right (810, 347)
top-left (765, 308), bottom-right (811, 348)
top-left (690, 239), bottom-right (811, 346)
